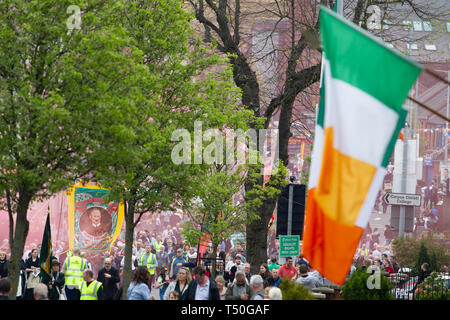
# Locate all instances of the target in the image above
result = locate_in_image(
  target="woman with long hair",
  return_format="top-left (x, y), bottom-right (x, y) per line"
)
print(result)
top-left (155, 267), bottom-right (170, 300)
top-left (259, 263), bottom-right (271, 282)
top-left (126, 266), bottom-right (155, 300)
top-left (24, 248), bottom-right (40, 300)
top-left (163, 267), bottom-right (191, 300)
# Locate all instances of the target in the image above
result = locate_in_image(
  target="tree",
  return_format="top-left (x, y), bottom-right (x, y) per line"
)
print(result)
top-left (0, 0), bottom-right (150, 299)
top-left (279, 278), bottom-right (316, 300)
top-left (341, 267), bottom-right (393, 300)
top-left (187, 0), bottom-right (449, 275)
top-left (181, 165), bottom-right (250, 279)
top-left (392, 233), bottom-right (449, 272)
top-left (187, 0), bottom-right (324, 273)
top-left (87, 0), bottom-right (257, 298)
top-left (415, 242), bottom-right (430, 273)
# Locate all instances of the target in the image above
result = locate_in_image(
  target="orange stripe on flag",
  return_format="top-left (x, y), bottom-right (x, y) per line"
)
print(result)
top-left (303, 188), bottom-right (364, 285)
top-left (315, 128), bottom-right (376, 226)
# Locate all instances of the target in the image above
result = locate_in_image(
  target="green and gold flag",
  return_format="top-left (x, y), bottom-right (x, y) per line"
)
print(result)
top-left (39, 207), bottom-right (53, 283)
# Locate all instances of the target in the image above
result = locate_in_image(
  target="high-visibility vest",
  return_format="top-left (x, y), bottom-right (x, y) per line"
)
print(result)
top-left (153, 241), bottom-right (163, 253)
top-left (64, 256), bottom-right (86, 288)
top-left (80, 280), bottom-right (101, 300)
top-left (140, 253), bottom-right (157, 275)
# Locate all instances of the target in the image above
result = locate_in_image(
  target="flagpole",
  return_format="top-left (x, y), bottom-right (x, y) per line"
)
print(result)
top-left (424, 68), bottom-right (450, 86)
top-left (407, 96), bottom-right (450, 123)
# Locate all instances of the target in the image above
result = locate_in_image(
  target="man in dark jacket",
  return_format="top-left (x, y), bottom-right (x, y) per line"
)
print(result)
top-left (97, 257), bottom-right (120, 300)
top-left (181, 265), bottom-right (220, 300)
top-left (418, 263), bottom-right (431, 284)
top-left (225, 271), bottom-right (252, 300)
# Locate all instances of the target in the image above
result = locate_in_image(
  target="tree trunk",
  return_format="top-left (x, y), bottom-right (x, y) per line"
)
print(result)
top-left (5, 189), bottom-right (14, 254)
top-left (121, 200), bottom-right (135, 300)
top-left (211, 241), bottom-right (218, 279)
top-left (8, 190), bottom-right (32, 299)
top-left (246, 197), bottom-right (278, 275)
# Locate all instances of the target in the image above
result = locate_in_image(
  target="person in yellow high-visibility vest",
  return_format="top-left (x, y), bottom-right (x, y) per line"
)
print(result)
top-left (152, 234), bottom-right (163, 253)
top-left (61, 248), bottom-right (87, 300)
top-left (139, 244), bottom-right (158, 286)
top-left (80, 269), bottom-right (103, 300)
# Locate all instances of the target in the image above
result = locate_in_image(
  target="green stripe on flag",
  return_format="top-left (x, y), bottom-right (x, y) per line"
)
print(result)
top-left (317, 69), bottom-right (325, 128)
top-left (319, 6), bottom-right (423, 115)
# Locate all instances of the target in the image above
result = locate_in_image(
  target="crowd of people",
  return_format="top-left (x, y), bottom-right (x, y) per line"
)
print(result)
top-left (1, 171), bottom-right (447, 301)
top-left (0, 230), bottom-right (330, 301)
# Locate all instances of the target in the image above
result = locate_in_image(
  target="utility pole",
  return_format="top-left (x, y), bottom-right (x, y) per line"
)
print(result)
top-left (336, 0), bottom-right (343, 15)
top-left (445, 71), bottom-right (449, 166)
top-left (399, 28), bottom-right (414, 239)
top-left (287, 182), bottom-right (294, 236)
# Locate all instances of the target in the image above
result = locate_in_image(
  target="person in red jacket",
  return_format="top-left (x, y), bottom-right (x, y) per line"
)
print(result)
top-left (278, 257), bottom-right (296, 280)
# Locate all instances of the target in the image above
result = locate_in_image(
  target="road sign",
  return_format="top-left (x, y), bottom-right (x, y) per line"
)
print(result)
top-left (279, 235), bottom-right (300, 257)
top-left (230, 232), bottom-right (246, 245)
top-left (382, 192), bottom-right (421, 206)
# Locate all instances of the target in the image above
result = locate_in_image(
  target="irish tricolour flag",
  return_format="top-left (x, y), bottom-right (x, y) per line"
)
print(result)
top-left (302, 6), bottom-right (423, 285)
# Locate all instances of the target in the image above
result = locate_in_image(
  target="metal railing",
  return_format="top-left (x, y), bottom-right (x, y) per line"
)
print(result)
top-left (390, 270), bottom-right (449, 300)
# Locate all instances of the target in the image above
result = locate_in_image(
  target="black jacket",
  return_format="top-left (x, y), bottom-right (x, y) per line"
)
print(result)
top-left (0, 259), bottom-right (8, 278)
top-left (41, 271), bottom-right (65, 300)
top-left (418, 270), bottom-right (431, 284)
top-left (97, 267), bottom-right (120, 300)
top-left (181, 278), bottom-right (220, 301)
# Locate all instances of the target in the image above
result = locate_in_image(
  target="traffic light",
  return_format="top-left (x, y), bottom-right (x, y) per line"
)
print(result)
top-left (276, 184), bottom-right (306, 239)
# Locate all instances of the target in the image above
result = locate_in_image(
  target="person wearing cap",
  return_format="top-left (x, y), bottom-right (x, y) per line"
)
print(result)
top-left (45, 259), bottom-right (65, 300)
top-left (229, 254), bottom-right (244, 283)
top-left (170, 248), bottom-right (187, 280)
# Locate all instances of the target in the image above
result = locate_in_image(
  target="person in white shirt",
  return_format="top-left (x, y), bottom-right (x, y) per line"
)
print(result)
top-left (121, 254), bottom-right (137, 271)
top-left (372, 244), bottom-right (382, 261)
top-left (225, 255), bottom-right (236, 273)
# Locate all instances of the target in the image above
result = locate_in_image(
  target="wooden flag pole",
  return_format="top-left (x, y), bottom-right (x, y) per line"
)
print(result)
top-left (424, 68), bottom-right (450, 86)
top-left (407, 96), bottom-right (450, 122)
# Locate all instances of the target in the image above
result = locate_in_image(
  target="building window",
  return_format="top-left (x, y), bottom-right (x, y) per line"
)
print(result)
top-left (422, 21), bottom-right (432, 32)
top-left (407, 43), bottom-right (418, 50)
top-left (447, 22), bottom-right (450, 32)
top-left (413, 21), bottom-right (423, 31)
top-left (425, 44), bottom-right (436, 51)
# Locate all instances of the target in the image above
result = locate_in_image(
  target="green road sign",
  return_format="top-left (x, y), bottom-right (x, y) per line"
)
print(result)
top-left (279, 235), bottom-right (300, 257)
top-left (231, 232), bottom-right (246, 245)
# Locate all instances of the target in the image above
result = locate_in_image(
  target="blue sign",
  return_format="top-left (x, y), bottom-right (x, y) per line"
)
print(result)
top-left (424, 156), bottom-right (433, 166)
